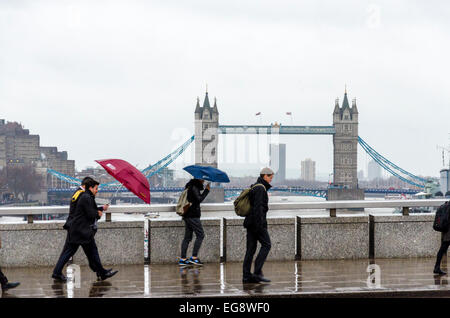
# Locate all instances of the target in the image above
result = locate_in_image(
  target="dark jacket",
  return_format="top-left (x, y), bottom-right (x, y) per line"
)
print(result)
top-left (243, 176), bottom-right (271, 232)
top-left (183, 179), bottom-right (210, 219)
top-left (63, 187), bottom-right (84, 230)
top-left (64, 187), bottom-right (104, 230)
top-left (67, 190), bottom-right (101, 244)
top-left (442, 230), bottom-right (450, 242)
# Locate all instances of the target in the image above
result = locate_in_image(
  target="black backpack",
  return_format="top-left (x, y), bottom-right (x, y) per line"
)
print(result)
top-left (433, 201), bottom-right (450, 232)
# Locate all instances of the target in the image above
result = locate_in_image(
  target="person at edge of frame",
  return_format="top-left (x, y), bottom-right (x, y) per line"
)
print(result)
top-left (0, 235), bottom-right (20, 292)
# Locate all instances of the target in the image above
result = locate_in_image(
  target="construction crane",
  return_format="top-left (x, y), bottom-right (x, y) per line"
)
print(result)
top-left (437, 145), bottom-right (450, 169)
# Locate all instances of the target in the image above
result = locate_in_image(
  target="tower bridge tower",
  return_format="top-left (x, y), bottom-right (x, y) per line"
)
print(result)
top-left (333, 89), bottom-right (359, 189)
top-left (329, 89), bottom-right (365, 201)
top-left (194, 91), bottom-right (219, 168)
top-left (194, 90), bottom-right (224, 203)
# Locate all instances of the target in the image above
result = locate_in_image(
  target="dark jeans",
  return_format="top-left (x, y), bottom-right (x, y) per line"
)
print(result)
top-left (0, 267), bottom-right (8, 286)
top-left (53, 235), bottom-right (107, 276)
top-left (243, 227), bottom-right (271, 279)
top-left (435, 240), bottom-right (450, 269)
top-left (181, 218), bottom-right (205, 258)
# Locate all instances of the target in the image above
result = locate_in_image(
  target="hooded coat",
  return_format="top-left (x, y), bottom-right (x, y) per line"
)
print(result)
top-left (183, 179), bottom-right (210, 218)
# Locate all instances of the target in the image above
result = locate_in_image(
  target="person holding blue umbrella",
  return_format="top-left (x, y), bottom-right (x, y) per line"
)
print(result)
top-left (178, 165), bottom-right (230, 266)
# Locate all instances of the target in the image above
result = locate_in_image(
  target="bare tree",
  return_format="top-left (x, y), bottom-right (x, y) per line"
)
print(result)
top-left (0, 168), bottom-right (7, 200)
top-left (6, 164), bottom-right (43, 201)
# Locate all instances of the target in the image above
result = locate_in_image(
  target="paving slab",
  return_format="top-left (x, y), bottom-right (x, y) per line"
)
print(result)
top-left (1, 258), bottom-right (450, 298)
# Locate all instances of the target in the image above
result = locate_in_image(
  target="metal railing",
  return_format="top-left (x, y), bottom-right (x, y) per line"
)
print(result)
top-left (0, 199), bottom-right (447, 223)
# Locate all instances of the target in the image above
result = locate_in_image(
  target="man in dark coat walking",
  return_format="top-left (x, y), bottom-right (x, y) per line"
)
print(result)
top-left (242, 167), bottom-right (274, 284)
top-left (179, 178), bottom-right (210, 266)
top-left (52, 177), bottom-right (111, 281)
top-left (52, 179), bottom-right (117, 282)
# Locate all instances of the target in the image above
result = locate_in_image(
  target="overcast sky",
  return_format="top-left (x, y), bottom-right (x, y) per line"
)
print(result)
top-left (1, 0), bottom-right (449, 180)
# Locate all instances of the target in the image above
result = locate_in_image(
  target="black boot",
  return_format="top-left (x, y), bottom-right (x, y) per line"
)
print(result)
top-left (97, 268), bottom-right (112, 279)
top-left (434, 266), bottom-right (447, 276)
top-left (99, 269), bottom-right (118, 281)
top-left (2, 282), bottom-right (20, 291)
top-left (52, 273), bottom-right (68, 282)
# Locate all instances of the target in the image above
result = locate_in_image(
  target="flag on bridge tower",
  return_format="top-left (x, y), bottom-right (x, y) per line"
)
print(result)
top-left (286, 112), bottom-right (293, 124)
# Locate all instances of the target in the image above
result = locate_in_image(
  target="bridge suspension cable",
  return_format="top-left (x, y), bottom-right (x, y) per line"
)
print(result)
top-left (47, 136), bottom-right (195, 189)
top-left (141, 135), bottom-right (194, 178)
top-left (47, 169), bottom-right (82, 186)
top-left (48, 135), bottom-right (426, 191)
top-left (358, 137), bottom-right (426, 188)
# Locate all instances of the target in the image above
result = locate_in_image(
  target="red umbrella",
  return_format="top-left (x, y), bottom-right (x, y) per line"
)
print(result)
top-left (95, 159), bottom-right (151, 204)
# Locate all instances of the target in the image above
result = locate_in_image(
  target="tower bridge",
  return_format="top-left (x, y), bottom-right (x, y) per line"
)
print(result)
top-left (46, 89), bottom-right (429, 201)
top-left (194, 89), bottom-right (363, 201)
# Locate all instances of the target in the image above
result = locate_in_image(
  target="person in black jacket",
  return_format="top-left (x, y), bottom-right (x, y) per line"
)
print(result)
top-left (179, 178), bottom-right (210, 266)
top-left (52, 179), bottom-right (117, 282)
top-left (434, 227), bottom-right (450, 275)
top-left (63, 177), bottom-right (98, 230)
top-left (242, 167), bottom-right (274, 284)
top-left (52, 177), bottom-right (111, 282)
top-left (0, 235), bottom-right (20, 292)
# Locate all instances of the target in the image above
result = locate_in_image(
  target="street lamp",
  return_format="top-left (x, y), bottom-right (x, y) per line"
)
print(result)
top-left (328, 173), bottom-right (334, 186)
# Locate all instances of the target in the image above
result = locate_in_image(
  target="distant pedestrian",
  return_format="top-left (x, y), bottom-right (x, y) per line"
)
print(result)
top-left (52, 178), bottom-right (117, 282)
top-left (242, 167), bottom-right (274, 284)
top-left (0, 234), bottom-right (20, 292)
top-left (178, 179), bottom-right (210, 266)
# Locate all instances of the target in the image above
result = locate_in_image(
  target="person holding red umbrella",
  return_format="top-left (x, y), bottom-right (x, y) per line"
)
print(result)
top-left (57, 178), bottom-right (118, 281)
top-left (52, 177), bottom-right (112, 282)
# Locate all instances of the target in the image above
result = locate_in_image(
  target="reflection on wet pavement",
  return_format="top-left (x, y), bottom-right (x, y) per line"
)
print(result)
top-left (2, 258), bottom-right (450, 298)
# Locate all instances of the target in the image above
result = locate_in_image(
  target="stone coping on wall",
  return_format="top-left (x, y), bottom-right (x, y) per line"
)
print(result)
top-left (369, 214), bottom-right (435, 222)
top-left (148, 217), bottom-right (221, 227)
top-left (0, 221), bottom-right (142, 231)
top-left (297, 215), bottom-right (369, 224)
top-left (223, 216), bottom-right (295, 226)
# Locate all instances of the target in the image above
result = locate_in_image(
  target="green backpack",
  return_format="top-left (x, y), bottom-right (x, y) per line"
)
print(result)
top-left (176, 188), bottom-right (192, 216)
top-left (233, 184), bottom-right (266, 217)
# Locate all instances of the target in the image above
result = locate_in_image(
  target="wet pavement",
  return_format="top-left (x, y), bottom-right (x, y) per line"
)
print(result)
top-left (2, 257), bottom-right (450, 298)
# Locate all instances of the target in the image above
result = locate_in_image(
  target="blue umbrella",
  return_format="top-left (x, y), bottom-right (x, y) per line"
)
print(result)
top-left (183, 165), bottom-right (230, 183)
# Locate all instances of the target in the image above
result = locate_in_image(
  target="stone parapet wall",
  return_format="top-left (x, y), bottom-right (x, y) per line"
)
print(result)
top-left (297, 216), bottom-right (370, 260)
top-left (370, 214), bottom-right (441, 258)
top-left (0, 214), bottom-right (444, 267)
top-left (148, 218), bottom-right (221, 264)
top-left (0, 221), bottom-right (144, 267)
top-left (223, 217), bottom-right (296, 262)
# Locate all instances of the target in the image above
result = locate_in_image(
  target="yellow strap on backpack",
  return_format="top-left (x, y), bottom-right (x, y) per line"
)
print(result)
top-left (71, 189), bottom-right (85, 202)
